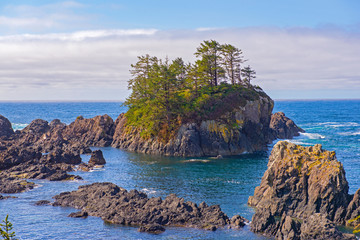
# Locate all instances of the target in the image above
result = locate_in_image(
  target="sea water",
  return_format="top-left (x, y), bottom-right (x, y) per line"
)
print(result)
top-left (0, 100), bottom-right (359, 239)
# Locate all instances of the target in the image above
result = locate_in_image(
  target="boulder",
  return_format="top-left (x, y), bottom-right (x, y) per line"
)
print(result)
top-left (51, 182), bottom-right (248, 231)
top-left (88, 150), bottom-right (106, 166)
top-left (0, 115), bottom-right (14, 139)
top-left (269, 112), bottom-right (304, 140)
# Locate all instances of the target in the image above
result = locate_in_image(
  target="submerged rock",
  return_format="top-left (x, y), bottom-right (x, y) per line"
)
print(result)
top-left (51, 182), bottom-right (248, 232)
top-left (248, 141), bottom-right (358, 239)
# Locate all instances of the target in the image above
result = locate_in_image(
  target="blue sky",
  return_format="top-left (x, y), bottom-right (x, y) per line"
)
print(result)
top-left (0, 0), bottom-right (359, 100)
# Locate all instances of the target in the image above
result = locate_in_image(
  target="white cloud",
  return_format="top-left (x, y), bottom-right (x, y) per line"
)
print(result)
top-left (0, 27), bottom-right (359, 100)
top-left (0, 1), bottom-right (89, 34)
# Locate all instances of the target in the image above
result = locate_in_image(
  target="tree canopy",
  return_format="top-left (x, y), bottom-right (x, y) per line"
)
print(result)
top-left (124, 40), bottom-right (259, 141)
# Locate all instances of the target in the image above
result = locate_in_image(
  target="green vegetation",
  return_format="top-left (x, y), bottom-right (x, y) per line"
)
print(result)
top-left (124, 40), bottom-right (263, 141)
top-left (0, 215), bottom-right (16, 240)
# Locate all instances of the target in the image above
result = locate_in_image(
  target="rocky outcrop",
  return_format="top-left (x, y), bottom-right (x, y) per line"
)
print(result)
top-left (248, 141), bottom-right (358, 239)
top-left (52, 182), bottom-right (248, 232)
top-left (0, 115), bottom-right (14, 139)
top-left (112, 96), bottom-right (274, 157)
top-left (269, 112), bottom-right (304, 140)
top-left (88, 150), bottom-right (106, 166)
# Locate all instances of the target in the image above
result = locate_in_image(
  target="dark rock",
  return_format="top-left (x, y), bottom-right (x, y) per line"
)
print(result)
top-left (138, 224), bottom-right (165, 234)
top-left (300, 213), bottom-right (357, 240)
top-left (68, 211), bottom-right (88, 218)
top-left (269, 112), bottom-right (305, 140)
top-left (63, 114), bottom-right (114, 147)
top-left (88, 150), bottom-right (106, 166)
top-left (0, 194), bottom-right (16, 200)
top-left (0, 178), bottom-right (35, 193)
top-left (0, 146), bottom-right (42, 170)
top-left (346, 189), bottom-right (360, 228)
top-left (35, 200), bottom-right (51, 205)
top-left (230, 215), bottom-right (249, 228)
top-left (0, 115), bottom-right (14, 139)
top-left (41, 148), bottom-right (81, 165)
top-left (51, 182), bottom-right (247, 231)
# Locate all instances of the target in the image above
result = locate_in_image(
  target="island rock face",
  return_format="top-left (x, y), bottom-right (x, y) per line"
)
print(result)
top-left (52, 182), bottom-right (247, 232)
top-left (248, 141), bottom-right (358, 239)
top-left (269, 112), bottom-right (305, 140)
top-left (112, 95), bottom-right (275, 157)
top-left (0, 115), bottom-right (14, 139)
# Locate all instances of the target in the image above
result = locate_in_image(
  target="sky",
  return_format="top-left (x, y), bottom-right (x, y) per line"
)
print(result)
top-left (0, 0), bottom-right (359, 100)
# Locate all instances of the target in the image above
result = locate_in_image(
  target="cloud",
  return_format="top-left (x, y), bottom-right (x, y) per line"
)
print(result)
top-left (0, 1), bottom-right (89, 34)
top-left (0, 27), bottom-right (359, 100)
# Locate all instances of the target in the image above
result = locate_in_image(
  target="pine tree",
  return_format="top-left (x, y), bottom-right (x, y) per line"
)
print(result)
top-left (0, 215), bottom-right (16, 240)
top-left (220, 44), bottom-right (245, 85)
top-left (241, 65), bottom-right (256, 86)
top-left (194, 40), bottom-right (225, 87)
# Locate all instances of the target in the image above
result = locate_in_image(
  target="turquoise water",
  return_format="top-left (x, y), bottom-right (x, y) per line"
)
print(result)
top-left (0, 100), bottom-right (359, 239)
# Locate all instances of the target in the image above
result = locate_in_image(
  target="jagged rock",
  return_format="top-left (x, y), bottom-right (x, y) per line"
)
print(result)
top-left (51, 182), bottom-right (247, 231)
top-left (300, 214), bottom-right (357, 240)
top-left (41, 148), bottom-right (81, 165)
top-left (0, 178), bottom-right (35, 193)
top-left (269, 112), bottom-right (304, 140)
top-left (248, 141), bottom-right (358, 239)
top-left (112, 96), bottom-right (274, 157)
top-left (230, 215), bottom-right (249, 229)
top-left (138, 224), bottom-right (165, 234)
top-left (68, 211), bottom-right (88, 218)
top-left (63, 115), bottom-right (114, 147)
top-left (35, 200), bottom-right (51, 205)
top-left (88, 150), bottom-right (106, 166)
top-left (248, 141), bottom-right (349, 224)
top-left (346, 189), bottom-right (360, 228)
top-left (0, 146), bottom-right (42, 170)
top-left (0, 160), bottom-right (82, 184)
top-left (0, 115), bottom-right (14, 139)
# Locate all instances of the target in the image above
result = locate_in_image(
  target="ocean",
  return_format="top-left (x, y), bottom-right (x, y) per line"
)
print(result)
top-left (0, 100), bottom-right (359, 239)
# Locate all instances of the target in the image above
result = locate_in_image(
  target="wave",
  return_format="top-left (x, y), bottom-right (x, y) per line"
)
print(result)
top-left (338, 131), bottom-right (360, 136)
top-left (182, 159), bottom-right (211, 163)
top-left (317, 122), bottom-right (360, 128)
top-left (299, 132), bottom-right (325, 139)
top-left (11, 123), bottom-right (28, 130)
top-left (141, 188), bottom-right (157, 194)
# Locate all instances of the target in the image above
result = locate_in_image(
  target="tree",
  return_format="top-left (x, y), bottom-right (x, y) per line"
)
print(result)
top-left (220, 44), bottom-right (245, 85)
top-left (194, 40), bottom-right (225, 87)
top-left (0, 215), bottom-right (16, 240)
top-left (241, 65), bottom-right (256, 86)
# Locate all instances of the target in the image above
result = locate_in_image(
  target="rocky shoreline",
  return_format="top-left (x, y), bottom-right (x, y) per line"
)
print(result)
top-left (48, 182), bottom-right (248, 233)
top-left (0, 111), bottom-right (306, 235)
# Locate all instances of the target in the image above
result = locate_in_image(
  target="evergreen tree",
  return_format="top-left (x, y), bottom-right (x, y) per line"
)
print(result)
top-left (220, 44), bottom-right (245, 85)
top-left (0, 215), bottom-right (16, 240)
top-left (194, 40), bottom-right (225, 87)
top-left (241, 65), bottom-right (256, 86)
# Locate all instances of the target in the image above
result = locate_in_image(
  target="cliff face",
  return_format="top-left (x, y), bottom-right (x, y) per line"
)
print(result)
top-left (248, 141), bottom-right (359, 239)
top-left (112, 95), bottom-right (274, 157)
